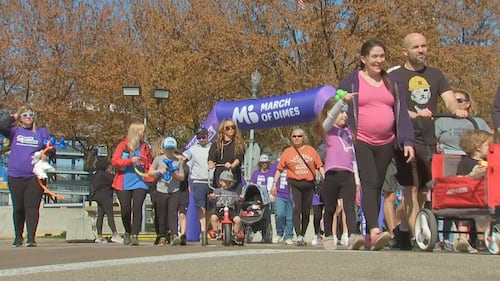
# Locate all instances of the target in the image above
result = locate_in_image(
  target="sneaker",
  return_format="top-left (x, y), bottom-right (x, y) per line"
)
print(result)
top-left (311, 234), bottom-right (320, 246)
top-left (26, 241), bottom-right (37, 247)
top-left (389, 238), bottom-right (400, 249)
top-left (284, 239), bottom-right (294, 245)
top-left (180, 234), bottom-right (187, 246)
top-left (296, 236), bottom-right (307, 246)
top-left (130, 235), bottom-right (139, 246)
top-left (154, 236), bottom-right (161, 245)
top-left (455, 238), bottom-right (478, 253)
top-left (370, 231), bottom-right (390, 251)
top-left (273, 235), bottom-right (284, 244)
top-left (111, 235), bottom-right (123, 244)
top-left (12, 237), bottom-right (23, 248)
top-left (347, 234), bottom-right (365, 250)
top-left (443, 239), bottom-right (454, 251)
top-left (172, 235), bottom-right (182, 246)
top-left (340, 233), bottom-right (348, 246)
top-left (323, 236), bottom-right (337, 250)
top-left (95, 237), bottom-right (108, 244)
top-left (123, 233), bottom-right (131, 245)
top-left (233, 232), bottom-right (245, 245)
top-left (158, 237), bottom-right (167, 246)
top-left (434, 240), bottom-right (443, 251)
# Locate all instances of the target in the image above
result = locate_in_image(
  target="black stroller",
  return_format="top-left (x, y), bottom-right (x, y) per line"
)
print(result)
top-left (240, 183), bottom-right (273, 243)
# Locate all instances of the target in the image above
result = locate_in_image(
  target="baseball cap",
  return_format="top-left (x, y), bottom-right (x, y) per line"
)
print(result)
top-left (195, 127), bottom-right (209, 136)
top-left (258, 154), bottom-right (270, 163)
top-left (219, 170), bottom-right (235, 182)
top-left (162, 137), bottom-right (177, 149)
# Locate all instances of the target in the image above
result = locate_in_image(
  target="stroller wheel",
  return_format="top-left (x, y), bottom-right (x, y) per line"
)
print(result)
top-left (244, 226), bottom-right (253, 244)
top-left (484, 224), bottom-right (500, 255)
top-left (414, 208), bottom-right (438, 252)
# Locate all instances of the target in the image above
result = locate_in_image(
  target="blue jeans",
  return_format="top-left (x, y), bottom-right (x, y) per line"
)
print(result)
top-left (274, 197), bottom-right (293, 240)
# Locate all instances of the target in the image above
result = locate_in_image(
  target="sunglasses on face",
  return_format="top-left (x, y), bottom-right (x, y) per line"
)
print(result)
top-left (20, 113), bottom-right (34, 118)
top-left (292, 135), bottom-right (303, 138)
top-left (197, 135), bottom-right (208, 140)
top-left (225, 125), bottom-right (236, 131)
top-left (456, 98), bottom-right (468, 104)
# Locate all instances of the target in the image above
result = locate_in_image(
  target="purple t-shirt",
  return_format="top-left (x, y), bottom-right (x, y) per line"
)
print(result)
top-left (270, 161), bottom-right (290, 200)
top-left (8, 126), bottom-right (50, 178)
top-left (323, 126), bottom-right (355, 173)
top-left (250, 169), bottom-right (274, 193)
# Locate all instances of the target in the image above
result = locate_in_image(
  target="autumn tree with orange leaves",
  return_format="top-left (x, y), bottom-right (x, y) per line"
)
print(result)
top-left (0, 0), bottom-right (498, 166)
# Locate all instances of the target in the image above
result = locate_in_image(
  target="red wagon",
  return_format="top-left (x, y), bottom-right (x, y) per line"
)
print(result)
top-left (414, 144), bottom-right (500, 254)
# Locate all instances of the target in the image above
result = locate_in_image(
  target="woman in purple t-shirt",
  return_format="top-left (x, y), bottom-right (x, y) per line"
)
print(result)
top-left (0, 105), bottom-right (51, 247)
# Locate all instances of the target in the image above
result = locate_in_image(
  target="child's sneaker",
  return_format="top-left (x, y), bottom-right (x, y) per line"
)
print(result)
top-left (347, 234), bottom-right (365, 250)
top-left (172, 235), bottom-right (182, 246)
top-left (370, 231), bottom-right (390, 251)
top-left (323, 236), bottom-right (337, 250)
top-left (180, 234), bottom-right (187, 246)
top-left (340, 233), bottom-right (348, 246)
top-left (455, 237), bottom-right (478, 253)
top-left (284, 239), bottom-right (294, 245)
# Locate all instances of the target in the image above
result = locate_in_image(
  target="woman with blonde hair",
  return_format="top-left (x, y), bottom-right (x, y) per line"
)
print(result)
top-left (208, 119), bottom-right (245, 190)
top-left (0, 105), bottom-right (51, 247)
top-left (111, 121), bottom-right (154, 246)
top-left (271, 128), bottom-right (324, 246)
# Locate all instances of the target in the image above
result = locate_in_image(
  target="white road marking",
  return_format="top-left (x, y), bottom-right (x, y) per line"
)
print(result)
top-left (0, 249), bottom-right (312, 277)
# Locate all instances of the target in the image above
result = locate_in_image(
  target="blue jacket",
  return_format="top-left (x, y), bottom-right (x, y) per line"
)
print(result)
top-left (338, 69), bottom-right (414, 149)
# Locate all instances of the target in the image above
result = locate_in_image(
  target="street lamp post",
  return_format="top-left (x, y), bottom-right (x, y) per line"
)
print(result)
top-left (122, 86), bottom-right (170, 142)
top-left (245, 70), bottom-right (261, 180)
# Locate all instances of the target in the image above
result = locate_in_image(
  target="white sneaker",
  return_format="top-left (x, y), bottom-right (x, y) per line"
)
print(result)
top-left (311, 235), bottom-right (318, 246)
top-left (340, 233), bottom-right (348, 246)
top-left (273, 235), bottom-right (284, 244)
top-left (284, 239), bottom-right (294, 245)
top-left (111, 235), bottom-right (123, 244)
top-left (95, 237), bottom-right (107, 244)
top-left (334, 236), bottom-right (339, 246)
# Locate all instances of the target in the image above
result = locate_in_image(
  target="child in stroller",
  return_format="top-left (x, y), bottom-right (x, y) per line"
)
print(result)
top-left (240, 183), bottom-right (273, 243)
top-left (208, 170), bottom-right (244, 244)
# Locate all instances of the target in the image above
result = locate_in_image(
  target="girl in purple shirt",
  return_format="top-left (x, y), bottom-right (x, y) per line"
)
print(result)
top-left (315, 94), bottom-right (364, 250)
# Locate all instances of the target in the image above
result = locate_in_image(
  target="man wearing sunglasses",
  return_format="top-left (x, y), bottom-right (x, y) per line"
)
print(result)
top-left (182, 127), bottom-right (212, 245)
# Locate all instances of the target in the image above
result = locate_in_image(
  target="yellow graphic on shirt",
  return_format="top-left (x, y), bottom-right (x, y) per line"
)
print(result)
top-left (409, 76), bottom-right (431, 112)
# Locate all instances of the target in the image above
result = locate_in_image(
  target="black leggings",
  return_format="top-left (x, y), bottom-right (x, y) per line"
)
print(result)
top-left (288, 179), bottom-right (314, 237)
top-left (116, 189), bottom-right (147, 235)
top-left (93, 193), bottom-right (117, 235)
top-left (8, 176), bottom-right (43, 242)
top-left (321, 170), bottom-right (357, 237)
top-left (312, 204), bottom-right (324, 235)
top-left (355, 140), bottom-right (394, 232)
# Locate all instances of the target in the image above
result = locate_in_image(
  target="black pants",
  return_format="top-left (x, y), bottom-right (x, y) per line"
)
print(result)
top-left (312, 204), bottom-right (324, 235)
top-left (321, 170), bottom-right (357, 237)
top-left (8, 176), bottom-right (43, 242)
top-left (355, 140), bottom-right (394, 232)
top-left (116, 189), bottom-right (147, 235)
top-left (288, 179), bottom-right (314, 237)
top-left (93, 192), bottom-right (117, 235)
top-left (155, 191), bottom-right (181, 237)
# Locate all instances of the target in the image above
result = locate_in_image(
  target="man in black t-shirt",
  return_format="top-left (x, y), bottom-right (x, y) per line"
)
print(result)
top-left (391, 33), bottom-right (468, 249)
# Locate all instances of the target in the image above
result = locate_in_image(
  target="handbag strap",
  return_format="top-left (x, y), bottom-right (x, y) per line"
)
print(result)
top-left (292, 145), bottom-right (316, 177)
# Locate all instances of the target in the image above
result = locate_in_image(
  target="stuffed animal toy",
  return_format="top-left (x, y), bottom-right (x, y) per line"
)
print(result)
top-left (31, 150), bottom-right (56, 180)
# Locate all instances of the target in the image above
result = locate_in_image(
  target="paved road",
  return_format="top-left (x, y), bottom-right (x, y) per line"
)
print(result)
top-left (0, 238), bottom-right (499, 281)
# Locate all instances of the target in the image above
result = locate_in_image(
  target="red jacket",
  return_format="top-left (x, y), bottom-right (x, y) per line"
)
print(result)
top-left (111, 138), bottom-right (154, 191)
